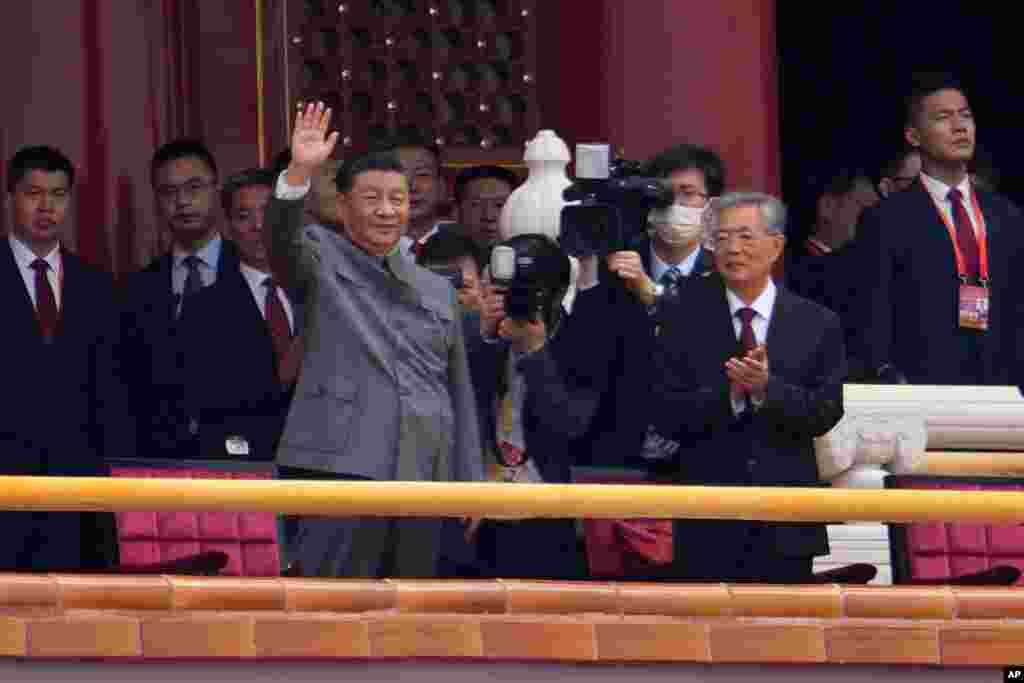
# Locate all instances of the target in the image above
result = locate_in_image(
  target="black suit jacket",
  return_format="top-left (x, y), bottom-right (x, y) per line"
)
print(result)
top-left (650, 275), bottom-right (846, 560)
top-left (570, 235), bottom-right (714, 472)
top-left (178, 266), bottom-right (303, 461)
top-left (853, 180), bottom-right (1024, 387)
top-left (118, 239), bottom-right (242, 459)
top-left (468, 320), bottom-right (605, 486)
top-left (0, 241), bottom-right (122, 571)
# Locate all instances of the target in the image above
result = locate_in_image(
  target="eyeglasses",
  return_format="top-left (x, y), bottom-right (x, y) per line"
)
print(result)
top-left (676, 188), bottom-right (709, 205)
top-left (156, 179), bottom-right (215, 202)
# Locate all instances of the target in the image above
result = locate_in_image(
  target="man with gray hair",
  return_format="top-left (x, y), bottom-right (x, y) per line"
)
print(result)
top-left (648, 191), bottom-right (847, 584)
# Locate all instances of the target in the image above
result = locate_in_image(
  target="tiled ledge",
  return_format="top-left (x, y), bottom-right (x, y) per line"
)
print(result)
top-left (2, 575), bottom-right (1024, 665)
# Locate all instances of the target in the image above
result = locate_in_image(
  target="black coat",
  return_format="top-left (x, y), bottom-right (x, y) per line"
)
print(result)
top-left (0, 241), bottom-right (123, 571)
top-left (118, 240), bottom-right (242, 459)
top-left (569, 235), bottom-right (714, 473)
top-left (178, 266), bottom-right (303, 461)
top-left (852, 179), bottom-right (1024, 387)
top-left (650, 274), bottom-right (846, 566)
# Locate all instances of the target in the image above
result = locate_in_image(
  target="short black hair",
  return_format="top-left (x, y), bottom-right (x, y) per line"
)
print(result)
top-left (150, 138), bottom-right (218, 187)
top-left (453, 165), bottom-right (519, 204)
top-left (335, 150), bottom-right (406, 193)
top-left (7, 146), bottom-right (75, 193)
top-left (270, 148), bottom-right (292, 174)
top-left (220, 168), bottom-right (277, 214)
top-left (643, 143), bottom-right (726, 197)
top-left (817, 166), bottom-right (874, 199)
top-left (417, 230), bottom-right (484, 271)
top-left (878, 146), bottom-right (919, 181)
top-left (370, 129), bottom-right (441, 171)
top-left (904, 72), bottom-right (967, 126)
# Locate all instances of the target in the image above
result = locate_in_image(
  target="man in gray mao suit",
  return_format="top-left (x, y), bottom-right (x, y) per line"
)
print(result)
top-left (265, 102), bottom-right (483, 578)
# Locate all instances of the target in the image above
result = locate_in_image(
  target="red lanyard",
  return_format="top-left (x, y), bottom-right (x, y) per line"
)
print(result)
top-left (926, 178), bottom-right (989, 284)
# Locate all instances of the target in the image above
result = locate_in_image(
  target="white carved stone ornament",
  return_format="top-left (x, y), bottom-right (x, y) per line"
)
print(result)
top-left (497, 130), bottom-right (581, 312)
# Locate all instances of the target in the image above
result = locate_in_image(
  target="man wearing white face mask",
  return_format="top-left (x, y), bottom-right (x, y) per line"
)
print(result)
top-left (569, 144), bottom-right (725, 580)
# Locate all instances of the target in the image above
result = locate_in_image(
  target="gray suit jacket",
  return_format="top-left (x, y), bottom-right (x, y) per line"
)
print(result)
top-left (265, 195), bottom-right (483, 483)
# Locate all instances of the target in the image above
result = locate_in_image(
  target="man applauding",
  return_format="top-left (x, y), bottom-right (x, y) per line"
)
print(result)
top-left (651, 192), bottom-right (846, 584)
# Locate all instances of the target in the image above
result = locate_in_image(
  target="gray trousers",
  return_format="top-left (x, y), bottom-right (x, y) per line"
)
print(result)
top-left (278, 467), bottom-right (442, 578)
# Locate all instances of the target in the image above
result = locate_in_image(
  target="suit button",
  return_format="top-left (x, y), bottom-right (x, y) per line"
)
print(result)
top-left (397, 384), bottom-right (411, 397)
top-left (746, 458), bottom-right (757, 470)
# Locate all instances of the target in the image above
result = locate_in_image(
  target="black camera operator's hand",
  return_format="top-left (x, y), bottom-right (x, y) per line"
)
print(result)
top-left (479, 276), bottom-right (506, 340)
top-left (607, 251), bottom-right (657, 306)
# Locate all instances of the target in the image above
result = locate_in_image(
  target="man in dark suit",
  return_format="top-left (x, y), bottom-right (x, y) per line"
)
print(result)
top-left (650, 191), bottom-right (846, 583)
top-left (571, 143), bottom-right (723, 473)
top-left (179, 168), bottom-right (303, 462)
top-left (0, 146), bottom-right (120, 571)
top-left (853, 73), bottom-right (1024, 387)
top-left (119, 139), bottom-right (242, 460)
top-left (565, 144), bottom-right (724, 578)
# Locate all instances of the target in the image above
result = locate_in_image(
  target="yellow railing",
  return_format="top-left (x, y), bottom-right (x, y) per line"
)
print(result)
top-left (2, 475), bottom-right (1024, 523)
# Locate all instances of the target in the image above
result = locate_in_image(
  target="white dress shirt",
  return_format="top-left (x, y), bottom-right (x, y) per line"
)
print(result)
top-left (239, 262), bottom-right (295, 333)
top-left (919, 172), bottom-right (979, 237)
top-left (650, 242), bottom-right (701, 281)
top-left (9, 236), bottom-right (61, 310)
top-left (725, 279), bottom-right (777, 415)
top-left (172, 236), bottom-right (223, 296)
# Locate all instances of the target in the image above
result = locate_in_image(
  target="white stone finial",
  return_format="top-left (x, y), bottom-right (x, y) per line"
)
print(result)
top-left (499, 129), bottom-right (572, 242)
top-left (498, 129), bottom-right (580, 311)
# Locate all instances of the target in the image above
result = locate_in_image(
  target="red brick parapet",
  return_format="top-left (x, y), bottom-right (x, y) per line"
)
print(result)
top-left (2, 575), bottom-right (1024, 665)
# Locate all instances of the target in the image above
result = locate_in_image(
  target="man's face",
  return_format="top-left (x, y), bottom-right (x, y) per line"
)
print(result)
top-left (906, 89), bottom-right (975, 165)
top-left (665, 168), bottom-right (710, 208)
top-left (459, 176), bottom-right (512, 249)
top-left (714, 205), bottom-right (784, 290)
top-left (827, 178), bottom-right (879, 244)
top-left (395, 146), bottom-right (442, 225)
top-left (10, 170), bottom-right (70, 249)
top-left (306, 160), bottom-right (342, 227)
top-left (153, 156), bottom-right (218, 242)
top-left (880, 151), bottom-right (922, 197)
top-left (226, 184), bottom-right (272, 269)
top-left (338, 170), bottom-right (410, 256)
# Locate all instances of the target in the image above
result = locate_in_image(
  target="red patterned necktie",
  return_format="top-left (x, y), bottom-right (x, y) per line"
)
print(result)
top-left (947, 188), bottom-right (980, 282)
top-left (735, 307), bottom-right (757, 409)
top-left (264, 278), bottom-right (298, 386)
top-left (31, 259), bottom-right (58, 343)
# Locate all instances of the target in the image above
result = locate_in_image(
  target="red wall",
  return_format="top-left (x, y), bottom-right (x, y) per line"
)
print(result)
top-left (3, 1), bottom-right (779, 273)
top-left (538, 0), bottom-right (780, 196)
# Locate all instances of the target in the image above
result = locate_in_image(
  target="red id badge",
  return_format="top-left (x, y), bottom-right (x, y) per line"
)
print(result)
top-left (959, 284), bottom-right (989, 331)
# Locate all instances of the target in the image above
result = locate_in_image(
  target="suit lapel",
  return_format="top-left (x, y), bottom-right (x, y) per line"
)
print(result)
top-left (765, 286), bottom-right (794, 368)
top-left (0, 240), bottom-right (41, 338)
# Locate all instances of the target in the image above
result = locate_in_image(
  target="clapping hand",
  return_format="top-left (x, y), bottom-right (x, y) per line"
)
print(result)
top-left (725, 345), bottom-right (770, 402)
top-left (286, 101), bottom-right (339, 187)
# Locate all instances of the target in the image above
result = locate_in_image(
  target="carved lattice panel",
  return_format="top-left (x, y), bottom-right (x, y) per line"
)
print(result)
top-left (285, 0), bottom-right (538, 164)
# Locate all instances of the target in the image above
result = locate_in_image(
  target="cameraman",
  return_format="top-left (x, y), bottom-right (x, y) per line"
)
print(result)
top-left (567, 144), bottom-right (725, 579)
top-left (468, 234), bottom-right (605, 579)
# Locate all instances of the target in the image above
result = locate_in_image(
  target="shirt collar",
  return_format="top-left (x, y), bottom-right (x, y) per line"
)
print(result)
top-left (239, 262), bottom-right (272, 290)
top-left (919, 171), bottom-right (972, 205)
top-left (173, 235), bottom-right (222, 270)
top-left (650, 243), bottom-right (701, 281)
top-left (9, 235), bottom-right (60, 273)
top-left (725, 278), bottom-right (777, 323)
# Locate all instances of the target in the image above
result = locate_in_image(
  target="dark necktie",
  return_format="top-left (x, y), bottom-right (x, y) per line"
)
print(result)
top-left (660, 267), bottom-right (683, 297)
top-left (31, 259), bottom-right (58, 343)
top-left (736, 307), bottom-right (757, 409)
top-left (178, 255), bottom-right (203, 318)
top-left (947, 188), bottom-right (980, 282)
top-left (736, 307), bottom-right (757, 354)
top-left (264, 277), bottom-right (298, 387)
